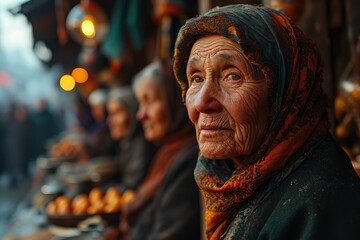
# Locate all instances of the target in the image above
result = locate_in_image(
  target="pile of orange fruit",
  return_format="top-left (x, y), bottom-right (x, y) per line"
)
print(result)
top-left (46, 187), bottom-right (136, 215)
top-left (50, 138), bottom-right (85, 158)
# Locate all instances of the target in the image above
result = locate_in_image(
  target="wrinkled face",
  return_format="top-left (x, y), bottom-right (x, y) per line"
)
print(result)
top-left (135, 78), bottom-right (171, 143)
top-left (185, 35), bottom-right (269, 165)
top-left (107, 100), bottom-right (131, 140)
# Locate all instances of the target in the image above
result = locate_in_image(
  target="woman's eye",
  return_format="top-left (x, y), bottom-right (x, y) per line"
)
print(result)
top-left (193, 76), bottom-right (203, 83)
top-left (229, 73), bottom-right (242, 81)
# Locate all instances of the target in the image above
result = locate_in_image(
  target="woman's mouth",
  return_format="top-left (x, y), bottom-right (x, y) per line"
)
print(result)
top-left (199, 125), bottom-right (231, 135)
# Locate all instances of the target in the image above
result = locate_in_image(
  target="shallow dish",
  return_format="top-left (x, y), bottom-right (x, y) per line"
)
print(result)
top-left (45, 210), bottom-right (121, 228)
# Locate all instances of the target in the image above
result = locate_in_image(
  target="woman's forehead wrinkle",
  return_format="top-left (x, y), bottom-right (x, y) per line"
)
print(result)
top-left (218, 52), bottom-right (237, 61)
top-left (189, 50), bottom-right (237, 62)
top-left (187, 56), bottom-right (200, 67)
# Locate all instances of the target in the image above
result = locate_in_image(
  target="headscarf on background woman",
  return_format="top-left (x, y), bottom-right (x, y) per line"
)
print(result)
top-left (173, 4), bottom-right (332, 239)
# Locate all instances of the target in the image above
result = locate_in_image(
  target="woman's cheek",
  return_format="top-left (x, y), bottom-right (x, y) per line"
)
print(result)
top-left (185, 91), bottom-right (197, 123)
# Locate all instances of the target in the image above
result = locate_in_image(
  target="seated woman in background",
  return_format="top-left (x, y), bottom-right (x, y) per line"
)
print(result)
top-left (172, 4), bottom-right (360, 240)
top-left (85, 88), bottom-right (117, 159)
top-left (106, 60), bottom-right (202, 240)
top-left (106, 86), bottom-right (157, 191)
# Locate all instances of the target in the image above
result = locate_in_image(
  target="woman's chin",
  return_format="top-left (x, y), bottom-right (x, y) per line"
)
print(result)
top-left (199, 142), bottom-right (237, 160)
top-left (200, 150), bottom-right (228, 160)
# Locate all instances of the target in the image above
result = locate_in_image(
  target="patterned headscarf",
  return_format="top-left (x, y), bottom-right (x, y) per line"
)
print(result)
top-left (173, 4), bottom-right (330, 239)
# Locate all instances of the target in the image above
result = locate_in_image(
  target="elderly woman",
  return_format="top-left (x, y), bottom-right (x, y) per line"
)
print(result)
top-left (106, 86), bottom-right (156, 191)
top-left (84, 88), bottom-right (116, 158)
top-left (113, 60), bottom-right (201, 240)
top-left (173, 4), bottom-right (360, 240)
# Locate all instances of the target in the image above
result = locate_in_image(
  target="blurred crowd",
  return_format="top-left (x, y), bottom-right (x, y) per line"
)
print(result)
top-left (0, 99), bottom-right (63, 187)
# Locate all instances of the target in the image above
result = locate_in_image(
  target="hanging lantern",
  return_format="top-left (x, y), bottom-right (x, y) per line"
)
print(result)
top-left (66, 0), bottom-right (108, 46)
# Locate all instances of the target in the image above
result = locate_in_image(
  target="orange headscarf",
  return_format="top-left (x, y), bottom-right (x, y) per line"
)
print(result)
top-left (173, 4), bottom-right (330, 239)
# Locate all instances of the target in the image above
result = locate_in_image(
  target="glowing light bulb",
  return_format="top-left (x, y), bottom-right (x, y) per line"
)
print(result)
top-left (81, 19), bottom-right (96, 38)
top-left (60, 74), bottom-right (76, 91)
top-left (72, 67), bottom-right (89, 83)
top-left (66, 1), bottom-right (108, 46)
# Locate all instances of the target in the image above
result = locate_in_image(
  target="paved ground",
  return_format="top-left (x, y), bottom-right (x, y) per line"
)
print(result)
top-left (0, 174), bottom-right (32, 239)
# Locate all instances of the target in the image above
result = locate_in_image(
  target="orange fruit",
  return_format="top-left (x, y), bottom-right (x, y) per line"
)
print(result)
top-left (104, 187), bottom-right (121, 204)
top-left (57, 203), bottom-right (72, 214)
top-left (46, 201), bottom-right (57, 214)
top-left (89, 187), bottom-right (103, 204)
top-left (72, 194), bottom-right (89, 215)
top-left (122, 190), bottom-right (136, 204)
top-left (87, 200), bottom-right (104, 214)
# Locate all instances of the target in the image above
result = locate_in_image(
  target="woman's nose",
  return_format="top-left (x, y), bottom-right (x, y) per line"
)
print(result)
top-left (193, 80), bottom-right (222, 114)
top-left (136, 106), bottom-right (146, 121)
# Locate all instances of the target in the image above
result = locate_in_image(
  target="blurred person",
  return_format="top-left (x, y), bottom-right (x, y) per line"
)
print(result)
top-left (0, 110), bottom-right (6, 178)
top-left (4, 103), bottom-right (34, 185)
top-left (106, 60), bottom-right (201, 240)
top-left (172, 4), bottom-right (360, 239)
top-left (106, 86), bottom-right (157, 191)
top-left (1, 102), bottom-right (15, 186)
top-left (88, 88), bottom-right (108, 134)
top-left (84, 88), bottom-right (117, 159)
top-left (73, 93), bottom-right (95, 133)
top-left (31, 99), bottom-right (59, 159)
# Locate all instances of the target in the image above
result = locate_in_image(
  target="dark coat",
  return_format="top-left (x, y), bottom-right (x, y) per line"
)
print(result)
top-left (129, 144), bottom-right (201, 240)
top-left (230, 135), bottom-right (360, 240)
top-left (116, 130), bottom-right (157, 191)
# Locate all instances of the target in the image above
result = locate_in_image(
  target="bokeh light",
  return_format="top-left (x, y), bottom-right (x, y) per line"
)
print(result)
top-left (60, 74), bottom-right (76, 91)
top-left (0, 71), bottom-right (12, 86)
top-left (72, 67), bottom-right (88, 83)
top-left (81, 18), bottom-right (96, 38)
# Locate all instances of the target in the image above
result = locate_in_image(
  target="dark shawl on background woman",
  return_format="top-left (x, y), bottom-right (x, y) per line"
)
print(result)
top-left (120, 60), bottom-right (196, 233)
top-left (173, 4), bottom-right (330, 239)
